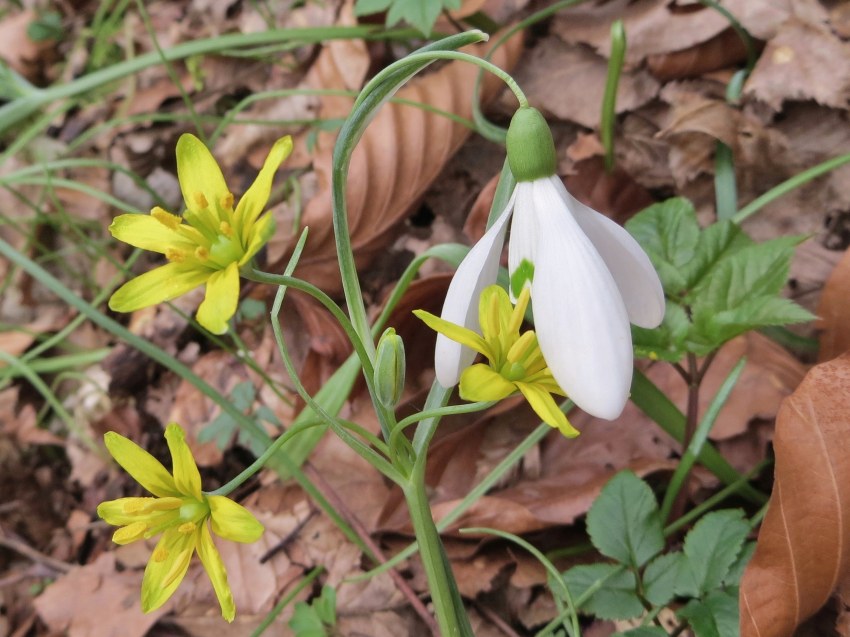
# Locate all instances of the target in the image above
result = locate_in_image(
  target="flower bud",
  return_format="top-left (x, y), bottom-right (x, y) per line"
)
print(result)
top-left (374, 328), bottom-right (406, 408)
top-left (506, 106), bottom-right (557, 182)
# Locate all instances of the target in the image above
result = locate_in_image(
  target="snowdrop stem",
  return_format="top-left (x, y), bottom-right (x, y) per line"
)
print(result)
top-left (404, 471), bottom-right (475, 637)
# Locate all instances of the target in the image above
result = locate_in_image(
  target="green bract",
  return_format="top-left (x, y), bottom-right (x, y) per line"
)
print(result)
top-left (506, 107), bottom-right (557, 182)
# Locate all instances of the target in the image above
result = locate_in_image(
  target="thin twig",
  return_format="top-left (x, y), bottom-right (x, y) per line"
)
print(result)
top-left (472, 601), bottom-right (522, 637)
top-left (0, 530), bottom-right (73, 574)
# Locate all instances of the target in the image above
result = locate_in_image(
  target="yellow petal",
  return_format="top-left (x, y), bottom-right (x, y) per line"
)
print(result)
top-left (109, 262), bottom-right (211, 312)
top-left (459, 364), bottom-right (515, 402)
top-left (195, 523), bottom-right (236, 622)
top-left (413, 310), bottom-right (491, 358)
top-left (238, 212), bottom-right (275, 266)
top-left (208, 495), bottom-right (264, 543)
top-left (109, 213), bottom-right (192, 254)
top-left (113, 521), bottom-right (148, 545)
top-left (103, 432), bottom-right (179, 498)
top-left (164, 424), bottom-right (202, 500)
top-left (141, 528), bottom-right (195, 614)
top-left (97, 497), bottom-right (161, 525)
top-left (176, 134), bottom-right (229, 220)
top-left (195, 261), bottom-right (239, 335)
top-left (515, 382), bottom-right (580, 437)
top-left (233, 136), bottom-right (292, 238)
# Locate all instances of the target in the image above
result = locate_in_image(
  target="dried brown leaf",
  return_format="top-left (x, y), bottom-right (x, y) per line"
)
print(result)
top-left (273, 34), bottom-right (524, 292)
top-left (553, 0), bottom-right (789, 63)
top-left (516, 36), bottom-right (659, 129)
top-left (647, 28), bottom-right (750, 82)
top-left (740, 353), bottom-right (850, 637)
top-left (34, 553), bottom-right (166, 637)
top-left (817, 246), bottom-right (850, 362)
top-left (744, 17), bottom-right (850, 111)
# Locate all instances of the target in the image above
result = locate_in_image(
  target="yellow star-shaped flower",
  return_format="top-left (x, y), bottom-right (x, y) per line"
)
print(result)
top-left (108, 134), bottom-right (292, 334)
top-left (415, 285), bottom-right (579, 437)
top-left (97, 423), bottom-right (264, 621)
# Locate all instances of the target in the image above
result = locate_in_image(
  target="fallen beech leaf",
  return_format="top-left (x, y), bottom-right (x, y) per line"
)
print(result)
top-left (553, 0), bottom-right (789, 64)
top-left (516, 36), bottom-right (659, 129)
top-left (744, 17), bottom-right (850, 111)
top-left (818, 246), bottom-right (850, 362)
top-left (34, 553), bottom-right (166, 637)
top-left (647, 28), bottom-right (750, 82)
top-left (272, 33), bottom-right (524, 292)
top-left (740, 353), bottom-right (850, 637)
top-left (0, 11), bottom-right (55, 83)
top-left (563, 159), bottom-right (655, 225)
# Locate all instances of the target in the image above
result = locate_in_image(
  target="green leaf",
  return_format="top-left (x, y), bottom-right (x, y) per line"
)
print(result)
top-left (680, 219), bottom-right (751, 291)
top-left (288, 585), bottom-right (337, 636)
top-left (691, 296), bottom-right (814, 352)
top-left (586, 471), bottom-right (664, 569)
top-left (625, 198), bottom-right (700, 295)
top-left (27, 12), bottom-right (63, 42)
top-left (632, 302), bottom-right (689, 362)
top-left (642, 552), bottom-right (683, 606)
top-left (613, 628), bottom-right (669, 637)
top-left (680, 509), bottom-right (749, 596)
top-left (197, 381), bottom-right (257, 450)
top-left (677, 590), bottom-right (739, 637)
top-left (688, 236), bottom-right (799, 311)
top-left (724, 540), bottom-right (755, 586)
top-left (357, 0), bottom-right (458, 35)
top-left (563, 564), bottom-right (643, 620)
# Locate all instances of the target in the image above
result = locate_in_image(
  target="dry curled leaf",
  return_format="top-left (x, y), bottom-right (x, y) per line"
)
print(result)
top-left (740, 353), bottom-right (850, 636)
top-left (744, 17), bottom-right (850, 111)
top-left (647, 27), bottom-right (750, 82)
top-left (273, 33), bottom-right (524, 292)
top-left (818, 246), bottom-right (850, 362)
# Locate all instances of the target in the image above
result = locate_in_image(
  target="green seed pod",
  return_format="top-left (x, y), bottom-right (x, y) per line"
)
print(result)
top-left (374, 328), bottom-right (406, 408)
top-left (506, 106), bottom-right (557, 182)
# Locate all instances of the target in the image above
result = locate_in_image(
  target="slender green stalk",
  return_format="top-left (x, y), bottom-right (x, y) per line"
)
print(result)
top-left (250, 567), bottom-right (324, 637)
top-left (0, 26), bottom-right (419, 136)
top-left (733, 151), bottom-right (850, 223)
top-left (462, 527), bottom-right (579, 637)
top-left (659, 357), bottom-right (746, 523)
top-left (404, 473), bottom-right (474, 637)
top-left (601, 20), bottom-right (626, 173)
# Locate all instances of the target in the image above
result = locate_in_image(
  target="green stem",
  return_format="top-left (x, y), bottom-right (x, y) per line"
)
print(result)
top-left (601, 20), bottom-right (626, 173)
top-left (404, 473), bottom-right (473, 637)
top-left (733, 151), bottom-right (850, 223)
top-left (0, 26), bottom-right (418, 136)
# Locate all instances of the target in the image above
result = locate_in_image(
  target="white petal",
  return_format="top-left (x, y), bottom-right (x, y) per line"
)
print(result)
top-left (507, 182), bottom-right (538, 301)
top-left (549, 176), bottom-right (665, 328)
top-left (530, 179), bottom-right (633, 420)
top-left (435, 196), bottom-right (515, 387)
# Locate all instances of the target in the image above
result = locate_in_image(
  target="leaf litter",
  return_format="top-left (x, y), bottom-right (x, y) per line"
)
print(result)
top-left (3, 0), bottom-right (850, 635)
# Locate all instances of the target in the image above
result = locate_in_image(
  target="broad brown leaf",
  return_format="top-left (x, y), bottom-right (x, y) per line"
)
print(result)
top-left (817, 246), bottom-right (850, 362)
top-left (273, 33), bottom-right (524, 292)
top-left (647, 28), bottom-right (750, 81)
top-left (740, 353), bottom-right (850, 636)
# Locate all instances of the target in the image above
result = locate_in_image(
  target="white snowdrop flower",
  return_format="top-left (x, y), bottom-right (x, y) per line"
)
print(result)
top-left (434, 107), bottom-right (665, 420)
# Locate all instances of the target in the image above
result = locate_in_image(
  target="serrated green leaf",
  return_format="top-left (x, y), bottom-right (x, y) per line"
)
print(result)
top-left (633, 302), bottom-right (689, 362)
top-left (724, 540), bottom-right (755, 586)
top-left (642, 551), bottom-right (683, 606)
top-left (288, 601), bottom-right (327, 636)
top-left (688, 236), bottom-right (799, 311)
top-left (691, 295), bottom-right (814, 351)
top-left (677, 590), bottom-right (739, 637)
top-left (613, 628), bottom-right (669, 637)
top-left (626, 198), bottom-right (700, 295)
top-left (681, 219), bottom-right (752, 291)
top-left (314, 585), bottom-right (337, 625)
top-left (563, 564), bottom-right (643, 620)
top-left (586, 471), bottom-right (664, 569)
top-left (384, 0), bottom-right (446, 35)
top-left (681, 509), bottom-right (749, 595)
